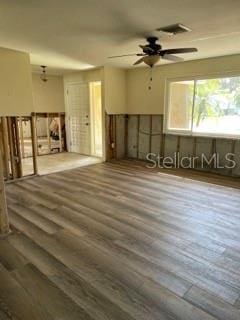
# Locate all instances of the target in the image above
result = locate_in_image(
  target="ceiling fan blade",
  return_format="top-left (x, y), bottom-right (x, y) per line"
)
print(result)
top-left (108, 53), bottom-right (146, 59)
top-left (133, 57), bottom-right (145, 65)
top-left (160, 48), bottom-right (198, 55)
top-left (108, 54), bottom-right (139, 59)
top-left (162, 54), bottom-right (184, 62)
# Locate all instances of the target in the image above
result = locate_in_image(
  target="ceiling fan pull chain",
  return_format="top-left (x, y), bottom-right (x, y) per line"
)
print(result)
top-left (148, 66), bottom-right (153, 90)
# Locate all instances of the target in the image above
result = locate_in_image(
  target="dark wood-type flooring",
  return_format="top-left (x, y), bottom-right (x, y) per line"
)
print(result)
top-left (1, 159), bottom-right (240, 320)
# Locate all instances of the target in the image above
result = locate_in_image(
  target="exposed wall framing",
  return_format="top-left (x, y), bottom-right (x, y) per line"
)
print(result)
top-left (107, 114), bottom-right (240, 177)
top-left (0, 112), bottom-right (67, 181)
top-left (32, 112), bottom-right (66, 156)
top-left (105, 114), bottom-right (128, 161)
top-left (0, 148), bottom-right (10, 235)
top-left (0, 118), bottom-right (10, 180)
top-left (0, 117), bottom-right (23, 180)
top-left (0, 115), bottom-right (39, 180)
top-left (8, 117), bottom-right (23, 178)
top-left (30, 115), bottom-right (38, 175)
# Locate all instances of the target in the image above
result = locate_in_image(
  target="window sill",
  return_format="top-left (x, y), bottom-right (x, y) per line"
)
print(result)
top-left (164, 130), bottom-right (240, 140)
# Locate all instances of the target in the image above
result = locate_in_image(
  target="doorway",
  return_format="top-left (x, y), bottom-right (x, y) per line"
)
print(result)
top-left (67, 83), bottom-right (91, 155)
top-left (66, 81), bottom-right (103, 158)
top-left (90, 81), bottom-right (103, 157)
top-left (21, 112), bottom-right (67, 176)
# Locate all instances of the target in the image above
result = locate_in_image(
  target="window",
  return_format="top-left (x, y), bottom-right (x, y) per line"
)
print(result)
top-left (165, 76), bottom-right (240, 137)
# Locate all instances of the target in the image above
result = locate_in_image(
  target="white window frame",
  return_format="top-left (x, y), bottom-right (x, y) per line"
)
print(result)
top-left (164, 73), bottom-right (240, 140)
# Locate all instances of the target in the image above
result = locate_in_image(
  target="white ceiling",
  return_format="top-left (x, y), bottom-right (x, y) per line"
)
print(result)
top-left (0, 0), bottom-right (240, 73)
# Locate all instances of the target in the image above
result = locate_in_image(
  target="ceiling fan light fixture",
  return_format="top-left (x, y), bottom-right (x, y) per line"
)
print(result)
top-left (143, 55), bottom-right (160, 67)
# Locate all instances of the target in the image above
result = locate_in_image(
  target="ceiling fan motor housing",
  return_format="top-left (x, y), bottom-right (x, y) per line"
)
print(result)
top-left (147, 36), bottom-right (158, 43)
top-left (144, 37), bottom-right (162, 54)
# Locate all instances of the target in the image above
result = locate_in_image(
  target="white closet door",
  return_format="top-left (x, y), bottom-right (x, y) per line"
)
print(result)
top-left (67, 83), bottom-right (91, 154)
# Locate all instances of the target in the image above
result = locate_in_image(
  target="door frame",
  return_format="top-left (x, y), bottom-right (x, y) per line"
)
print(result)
top-left (64, 80), bottom-right (105, 160)
top-left (65, 82), bottom-right (91, 155)
top-left (90, 81), bottom-right (103, 157)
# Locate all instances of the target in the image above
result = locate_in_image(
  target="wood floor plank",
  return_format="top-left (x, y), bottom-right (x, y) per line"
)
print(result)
top-left (72, 169), bottom-right (240, 241)
top-left (0, 309), bottom-right (11, 320)
top-left (0, 262), bottom-right (51, 320)
top-left (6, 184), bottom-right (57, 210)
top-left (8, 203), bottom-right (62, 235)
top-left (5, 160), bottom-right (240, 320)
top-left (7, 233), bottom-right (137, 320)
top-left (11, 263), bottom-right (96, 320)
top-left (55, 228), bottom-right (192, 297)
top-left (51, 180), bottom-right (240, 251)
top-left (0, 240), bottom-right (28, 272)
top-left (7, 216), bottom-right (173, 320)
top-left (0, 299), bottom-right (16, 320)
top-left (184, 285), bottom-right (240, 320)
top-left (8, 210), bottom-right (215, 320)
top-left (115, 237), bottom-right (239, 304)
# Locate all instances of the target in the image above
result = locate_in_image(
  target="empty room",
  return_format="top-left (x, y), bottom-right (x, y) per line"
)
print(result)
top-left (1, 1), bottom-right (240, 320)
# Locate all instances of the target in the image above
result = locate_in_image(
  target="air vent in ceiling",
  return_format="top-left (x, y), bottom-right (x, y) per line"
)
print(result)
top-left (157, 23), bottom-right (192, 35)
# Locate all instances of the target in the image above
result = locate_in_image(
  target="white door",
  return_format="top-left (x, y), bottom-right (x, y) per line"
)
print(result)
top-left (67, 83), bottom-right (91, 155)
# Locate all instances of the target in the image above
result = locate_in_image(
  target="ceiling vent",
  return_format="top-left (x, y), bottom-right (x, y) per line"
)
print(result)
top-left (157, 23), bottom-right (192, 35)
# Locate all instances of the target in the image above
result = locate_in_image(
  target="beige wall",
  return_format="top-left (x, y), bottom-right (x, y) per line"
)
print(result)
top-left (103, 66), bottom-right (127, 114)
top-left (0, 47), bottom-right (33, 116)
top-left (126, 54), bottom-right (240, 114)
top-left (64, 68), bottom-right (103, 84)
top-left (32, 73), bottom-right (65, 113)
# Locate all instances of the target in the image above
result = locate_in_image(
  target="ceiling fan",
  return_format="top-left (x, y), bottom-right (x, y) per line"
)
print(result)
top-left (108, 36), bottom-right (198, 67)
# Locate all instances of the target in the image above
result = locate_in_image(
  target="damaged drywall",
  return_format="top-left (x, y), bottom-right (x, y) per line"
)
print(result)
top-left (110, 113), bottom-right (240, 177)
